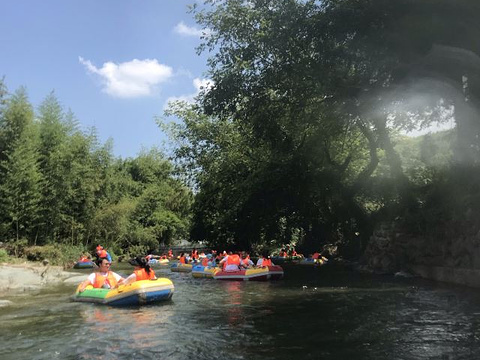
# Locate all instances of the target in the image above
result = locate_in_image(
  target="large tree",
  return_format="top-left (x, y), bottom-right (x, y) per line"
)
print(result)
top-left (166, 0), bottom-right (479, 252)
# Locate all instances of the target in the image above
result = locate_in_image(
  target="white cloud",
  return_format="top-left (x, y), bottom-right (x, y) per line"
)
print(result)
top-left (164, 78), bottom-right (213, 108)
top-left (79, 57), bottom-right (173, 98)
top-left (173, 21), bottom-right (210, 37)
top-left (193, 78), bottom-right (213, 93)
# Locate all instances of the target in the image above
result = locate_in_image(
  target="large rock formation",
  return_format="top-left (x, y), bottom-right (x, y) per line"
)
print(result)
top-left (364, 221), bottom-right (480, 287)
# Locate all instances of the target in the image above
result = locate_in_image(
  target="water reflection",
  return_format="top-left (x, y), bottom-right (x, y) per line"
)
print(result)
top-left (223, 281), bottom-right (244, 326)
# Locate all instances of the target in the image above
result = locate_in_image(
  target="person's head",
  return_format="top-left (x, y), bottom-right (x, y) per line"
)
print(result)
top-left (96, 257), bottom-right (111, 271)
top-left (128, 256), bottom-right (151, 273)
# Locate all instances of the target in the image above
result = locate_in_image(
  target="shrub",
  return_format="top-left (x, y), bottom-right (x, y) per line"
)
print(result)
top-left (24, 244), bottom-right (87, 267)
top-left (0, 248), bottom-right (8, 262)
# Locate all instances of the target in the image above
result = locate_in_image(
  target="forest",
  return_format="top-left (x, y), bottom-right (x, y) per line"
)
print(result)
top-left (0, 85), bottom-right (192, 262)
top-left (2, 0), bottom-right (480, 265)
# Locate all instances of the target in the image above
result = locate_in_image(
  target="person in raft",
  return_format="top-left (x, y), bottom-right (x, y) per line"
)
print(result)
top-left (122, 256), bottom-right (156, 285)
top-left (78, 257), bottom-right (125, 292)
top-left (178, 252), bottom-right (187, 264)
top-left (240, 252), bottom-right (254, 268)
top-left (256, 254), bottom-right (273, 267)
top-left (95, 245), bottom-right (112, 263)
top-left (78, 253), bottom-right (90, 262)
top-left (219, 251), bottom-right (241, 271)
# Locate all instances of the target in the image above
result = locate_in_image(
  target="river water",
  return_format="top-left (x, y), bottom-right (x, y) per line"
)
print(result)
top-left (1, 264), bottom-right (480, 360)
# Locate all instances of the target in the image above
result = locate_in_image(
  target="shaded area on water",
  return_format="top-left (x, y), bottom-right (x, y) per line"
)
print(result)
top-left (1, 265), bottom-right (480, 359)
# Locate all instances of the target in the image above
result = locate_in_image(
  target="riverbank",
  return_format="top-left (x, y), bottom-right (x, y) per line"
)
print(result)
top-left (364, 221), bottom-right (480, 289)
top-left (0, 262), bottom-right (85, 296)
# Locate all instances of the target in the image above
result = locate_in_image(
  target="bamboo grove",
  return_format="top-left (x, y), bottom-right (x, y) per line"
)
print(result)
top-left (0, 83), bottom-right (192, 256)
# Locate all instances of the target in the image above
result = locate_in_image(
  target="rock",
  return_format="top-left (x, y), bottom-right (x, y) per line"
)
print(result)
top-left (63, 275), bottom-right (88, 284)
top-left (0, 300), bottom-right (13, 307)
top-left (42, 259), bottom-right (49, 266)
top-left (0, 264), bottom-right (80, 294)
top-left (394, 271), bottom-right (414, 278)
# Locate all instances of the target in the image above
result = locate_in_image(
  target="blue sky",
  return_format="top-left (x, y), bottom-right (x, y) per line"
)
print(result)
top-left (0, 0), bottom-right (210, 158)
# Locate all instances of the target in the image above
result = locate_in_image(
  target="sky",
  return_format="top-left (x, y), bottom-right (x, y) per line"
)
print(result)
top-left (0, 0), bottom-right (210, 158)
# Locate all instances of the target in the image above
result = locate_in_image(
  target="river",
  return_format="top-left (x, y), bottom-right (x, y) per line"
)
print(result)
top-left (1, 264), bottom-right (480, 359)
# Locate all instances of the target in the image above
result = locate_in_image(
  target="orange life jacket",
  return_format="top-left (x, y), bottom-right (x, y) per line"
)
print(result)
top-left (241, 256), bottom-right (251, 266)
top-left (179, 256), bottom-right (186, 264)
top-left (226, 254), bottom-right (240, 265)
top-left (134, 268), bottom-right (155, 281)
top-left (262, 258), bottom-right (272, 267)
top-left (201, 257), bottom-right (209, 266)
top-left (98, 249), bottom-right (108, 258)
top-left (223, 254), bottom-right (240, 270)
top-left (93, 272), bottom-right (118, 289)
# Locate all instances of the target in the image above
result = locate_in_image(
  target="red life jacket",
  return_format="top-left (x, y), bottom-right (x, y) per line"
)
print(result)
top-left (223, 254), bottom-right (240, 270)
top-left (226, 254), bottom-right (240, 265)
top-left (201, 257), bottom-right (209, 266)
top-left (134, 268), bottom-right (155, 281)
top-left (312, 252), bottom-right (320, 259)
top-left (262, 259), bottom-right (272, 267)
top-left (179, 256), bottom-right (186, 264)
top-left (93, 272), bottom-right (118, 289)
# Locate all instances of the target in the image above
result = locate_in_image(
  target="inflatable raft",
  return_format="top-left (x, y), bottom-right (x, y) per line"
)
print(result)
top-left (73, 261), bottom-right (94, 269)
top-left (191, 265), bottom-right (220, 278)
top-left (271, 256), bottom-right (303, 264)
top-left (148, 258), bottom-right (170, 267)
top-left (267, 265), bottom-right (284, 280)
top-left (73, 278), bottom-right (174, 306)
top-left (170, 262), bottom-right (193, 273)
top-left (299, 258), bottom-right (325, 266)
top-left (213, 267), bottom-right (270, 281)
top-left (271, 256), bottom-right (286, 264)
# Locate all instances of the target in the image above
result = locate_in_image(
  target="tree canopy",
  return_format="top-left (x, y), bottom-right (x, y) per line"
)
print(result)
top-left (164, 0), bottom-right (479, 254)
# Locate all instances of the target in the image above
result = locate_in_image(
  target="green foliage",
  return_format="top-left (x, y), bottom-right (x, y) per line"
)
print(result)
top-left (91, 199), bottom-right (135, 248)
top-left (24, 244), bottom-right (87, 266)
top-left (0, 248), bottom-right (9, 262)
top-left (160, 0), bottom-right (480, 256)
top-left (0, 85), bottom-right (192, 257)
